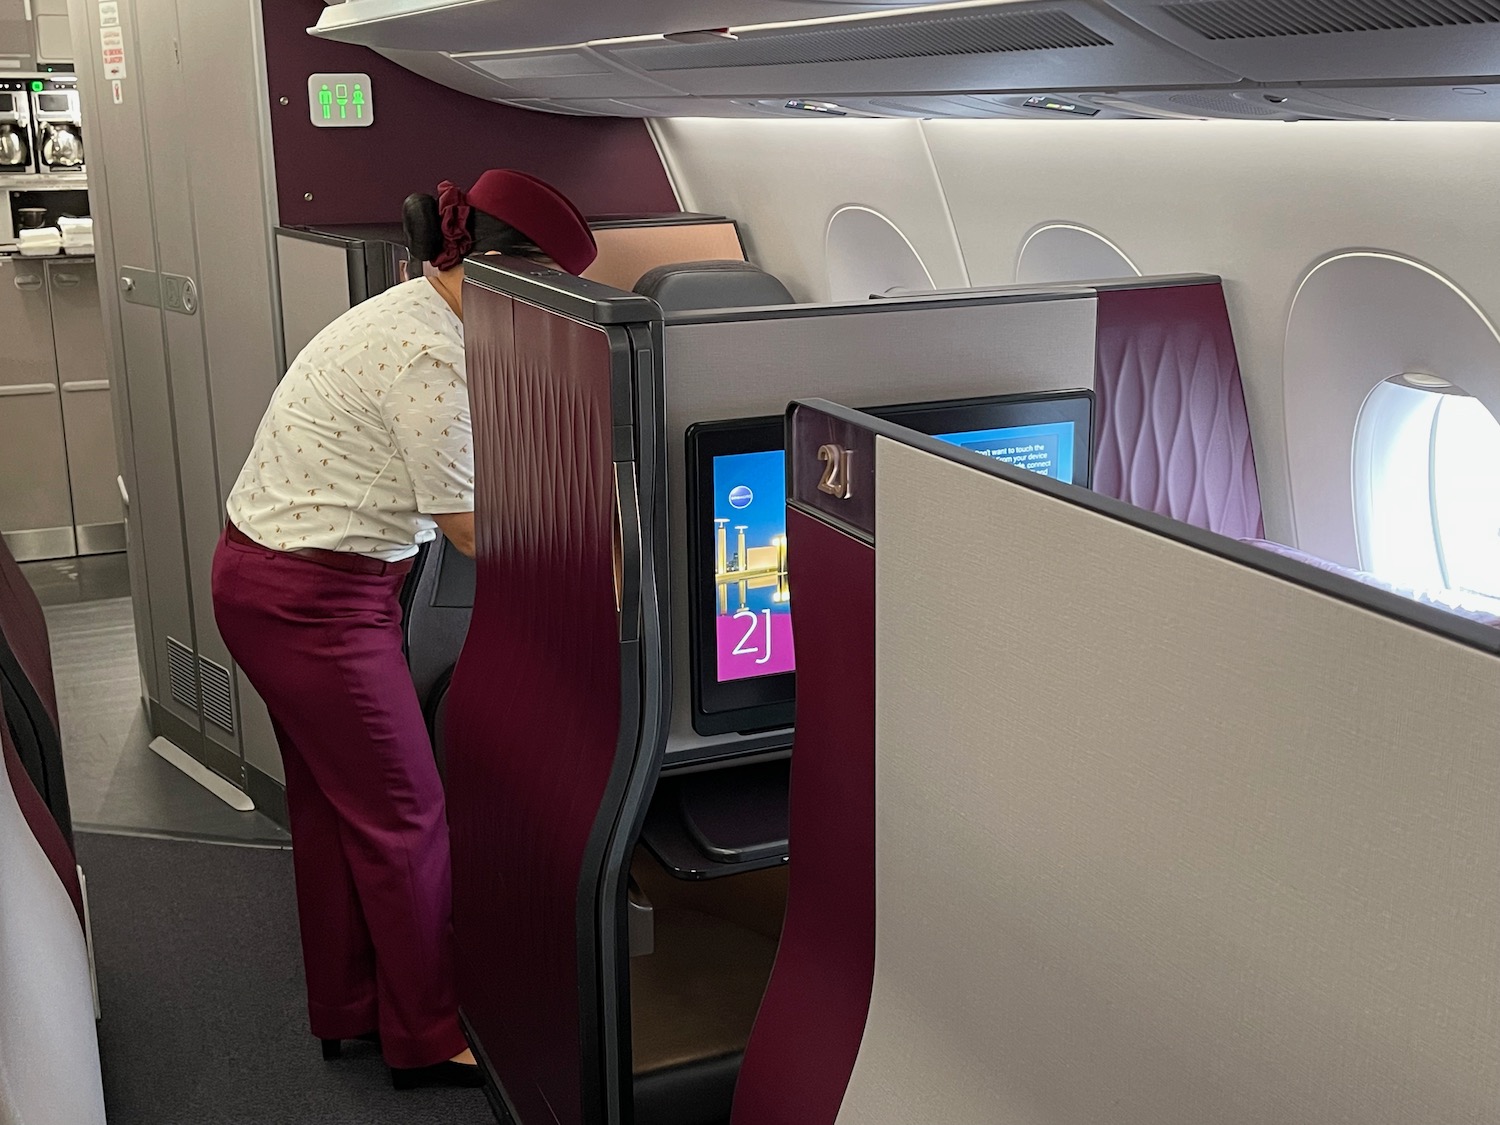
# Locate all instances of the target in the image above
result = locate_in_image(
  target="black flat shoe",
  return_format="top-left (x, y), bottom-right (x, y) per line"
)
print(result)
top-left (390, 1060), bottom-right (486, 1090)
top-left (320, 1032), bottom-right (380, 1061)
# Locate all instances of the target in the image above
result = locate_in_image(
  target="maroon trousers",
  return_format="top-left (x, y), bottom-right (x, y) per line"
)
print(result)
top-left (211, 528), bottom-right (466, 1068)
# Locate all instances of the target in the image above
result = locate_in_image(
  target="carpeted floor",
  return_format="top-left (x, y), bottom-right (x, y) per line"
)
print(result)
top-left (77, 831), bottom-right (492, 1124)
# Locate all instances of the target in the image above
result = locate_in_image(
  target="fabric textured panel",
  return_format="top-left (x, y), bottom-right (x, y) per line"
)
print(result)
top-left (732, 511), bottom-right (877, 1125)
top-left (444, 287), bottom-right (623, 1125)
top-left (0, 720), bottom-right (103, 1125)
top-left (839, 436), bottom-right (1498, 1125)
top-left (1093, 283), bottom-right (1263, 538)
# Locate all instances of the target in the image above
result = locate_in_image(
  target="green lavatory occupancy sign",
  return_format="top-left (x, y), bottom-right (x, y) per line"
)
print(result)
top-left (307, 73), bottom-right (374, 128)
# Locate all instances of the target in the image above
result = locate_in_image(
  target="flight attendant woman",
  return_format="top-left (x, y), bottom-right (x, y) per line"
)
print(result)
top-left (211, 170), bottom-right (597, 1089)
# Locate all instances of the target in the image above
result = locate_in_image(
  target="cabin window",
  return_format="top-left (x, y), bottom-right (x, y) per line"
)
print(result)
top-left (824, 206), bottom-right (934, 302)
top-left (1353, 376), bottom-right (1500, 597)
top-left (1015, 223), bottom-right (1139, 285)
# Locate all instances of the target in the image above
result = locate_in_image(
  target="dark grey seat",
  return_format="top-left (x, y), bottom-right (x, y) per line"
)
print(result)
top-left (633, 259), bottom-right (794, 312)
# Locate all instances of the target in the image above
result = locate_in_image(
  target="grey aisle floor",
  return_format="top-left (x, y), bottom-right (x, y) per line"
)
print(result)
top-left (22, 553), bottom-right (288, 844)
top-left (79, 832), bottom-right (492, 1125)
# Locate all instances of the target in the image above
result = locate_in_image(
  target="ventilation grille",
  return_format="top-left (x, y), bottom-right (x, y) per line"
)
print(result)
top-left (618, 9), bottom-right (1111, 71)
top-left (197, 656), bottom-right (235, 734)
top-left (166, 637), bottom-right (199, 713)
top-left (471, 50), bottom-right (609, 80)
top-left (1162, 0), bottom-right (1500, 39)
top-left (1169, 91), bottom-right (1281, 115)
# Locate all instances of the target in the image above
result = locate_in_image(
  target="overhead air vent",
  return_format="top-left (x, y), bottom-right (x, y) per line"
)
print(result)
top-left (166, 637), bottom-right (199, 714)
top-left (468, 49), bottom-right (611, 81)
top-left (1169, 91), bottom-right (1280, 115)
top-left (617, 8), bottom-right (1111, 71)
top-left (1161, 0), bottom-right (1500, 40)
top-left (198, 655), bottom-right (236, 734)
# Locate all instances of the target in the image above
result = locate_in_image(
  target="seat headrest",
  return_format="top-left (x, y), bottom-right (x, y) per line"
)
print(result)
top-left (633, 259), bottom-right (794, 313)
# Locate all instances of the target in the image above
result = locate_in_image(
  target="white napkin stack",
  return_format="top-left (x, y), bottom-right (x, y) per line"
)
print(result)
top-left (58, 216), bottom-right (93, 256)
top-left (18, 226), bottom-right (62, 256)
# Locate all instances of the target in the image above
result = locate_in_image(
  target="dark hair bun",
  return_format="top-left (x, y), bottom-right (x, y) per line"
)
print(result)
top-left (402, 193), bottom-right (443, 263)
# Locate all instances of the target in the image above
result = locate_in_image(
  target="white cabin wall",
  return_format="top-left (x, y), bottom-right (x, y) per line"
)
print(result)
top-left (655, 118), bottom-right (969, 304)
top-left (654, 117), bottom-right (1500, 549)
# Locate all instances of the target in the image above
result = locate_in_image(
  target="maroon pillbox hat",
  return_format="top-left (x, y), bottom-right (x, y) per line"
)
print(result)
top-left (437, 169), bottom-right (598, 275)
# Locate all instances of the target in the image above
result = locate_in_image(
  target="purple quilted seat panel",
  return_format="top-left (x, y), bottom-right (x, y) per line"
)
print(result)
top-left (1094, 284), bottom-right (1264, 539)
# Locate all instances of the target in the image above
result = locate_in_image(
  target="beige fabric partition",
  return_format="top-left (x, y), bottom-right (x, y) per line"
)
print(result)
top-left (661, 291), bottom-right (1098, 754)
top-left (843, 437), bottom-right (1500, 1125)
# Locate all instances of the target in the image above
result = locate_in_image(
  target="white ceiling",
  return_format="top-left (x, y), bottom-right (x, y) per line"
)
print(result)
top-left (314, 0), bottom-right (1500, 120)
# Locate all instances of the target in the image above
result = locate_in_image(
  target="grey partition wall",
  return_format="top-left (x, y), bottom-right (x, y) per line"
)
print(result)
top-left (775, 398), bottom-right (1500, 1125)
top-left (660, 288), bottom-right (1099, 764)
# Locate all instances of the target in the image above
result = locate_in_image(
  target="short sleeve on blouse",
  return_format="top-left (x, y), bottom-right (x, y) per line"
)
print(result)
top-left (381, 340), bottom-right (475, 514)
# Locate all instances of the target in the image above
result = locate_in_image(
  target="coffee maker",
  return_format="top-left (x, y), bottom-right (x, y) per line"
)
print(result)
top-left (0, 80), bottom-right (35, 174)
top-left (31, 77), bottom-right (82, 174)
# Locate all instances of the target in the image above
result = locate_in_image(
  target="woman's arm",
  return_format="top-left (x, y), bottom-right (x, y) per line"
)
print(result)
top-left (432, 511), bottom-right (475, 558)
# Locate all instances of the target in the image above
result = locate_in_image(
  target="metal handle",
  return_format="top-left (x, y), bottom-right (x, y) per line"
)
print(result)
top-left (0, 382), bottom-right (58, 397)
top-left (613, 461), bottom-right (642, 644)
top-left (119, 275), bottom-right (135, 292)
top-left (62, 379), bottom-right (109, 392)
top-left (116, 475), bottom-right (128, 508)
top-left (14, 273), bottom-right (42, 291)
top-left (22, 0), bottom-right (31, 20)
top-left (52, 271), bottom-right (80, 288)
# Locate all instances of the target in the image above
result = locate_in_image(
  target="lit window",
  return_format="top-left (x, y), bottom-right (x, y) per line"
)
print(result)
top-left (1353, 375), bottom-right (1500, 599)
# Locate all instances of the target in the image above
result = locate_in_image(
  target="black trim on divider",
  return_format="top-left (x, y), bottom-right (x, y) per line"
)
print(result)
top-left (460, 1009), bottom-right (518, 1125)
top-left (464, 256), bottom-right (663, 327)
top-left (663, 273), bottom-right (1226, 328)
top-left (0, 642), bottom-right (73, 846)
top-left (787, 399), bottom-right (1500, 658)
top-left (572, 321), bottom-right (651, 1125)
top-left (665, 284), bottom-right (1094, 327)
top-left (594, 318), bottom-right (674, 1125)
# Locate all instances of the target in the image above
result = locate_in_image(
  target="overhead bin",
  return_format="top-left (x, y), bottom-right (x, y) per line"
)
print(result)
top-left (1110, 0), bottom-right (1500, 83)
top-left (309, 0), bottom-right (964, 54)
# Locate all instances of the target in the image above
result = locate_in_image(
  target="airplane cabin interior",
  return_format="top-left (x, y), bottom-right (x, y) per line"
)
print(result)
top-left (0, 1), bottom-right (1497, 1124)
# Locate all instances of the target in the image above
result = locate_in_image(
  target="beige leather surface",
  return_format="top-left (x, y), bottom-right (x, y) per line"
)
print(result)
top-left (584, 222), bottom-right (745, 293)
top-left (836, 437), bottom-right (1500, 1125)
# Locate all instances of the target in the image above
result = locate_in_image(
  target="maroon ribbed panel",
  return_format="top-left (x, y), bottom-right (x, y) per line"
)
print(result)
top-left (1093, 284), bottom-right (1264, 539)
top-left (1, 714), bottom-right (82, 927)
top-left (732, 510), bottom-right (877, 1125)
top-left (262, 1), bottom-right (679, 227)
top-left (445, 285), bottom-right (622, 1125)
top-left (0, 535), bottom-right (58, 730)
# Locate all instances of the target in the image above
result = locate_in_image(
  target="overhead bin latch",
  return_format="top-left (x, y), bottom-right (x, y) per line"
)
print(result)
top-left (662, 28), bottom-right (737, 43)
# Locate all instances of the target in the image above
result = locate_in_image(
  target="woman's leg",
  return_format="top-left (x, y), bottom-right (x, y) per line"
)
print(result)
top-left (272, 718), bottom-right (379, 1041)
top-left (212, 537), bottom-right (466, 1068)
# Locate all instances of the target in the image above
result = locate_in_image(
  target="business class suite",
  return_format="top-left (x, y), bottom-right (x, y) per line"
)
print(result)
top-left (2, 2), bottom-right (1498, 1124)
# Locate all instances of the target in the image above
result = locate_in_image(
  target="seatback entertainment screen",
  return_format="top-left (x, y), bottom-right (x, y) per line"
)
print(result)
top-left (687, 389), bottom-right (1094, 735)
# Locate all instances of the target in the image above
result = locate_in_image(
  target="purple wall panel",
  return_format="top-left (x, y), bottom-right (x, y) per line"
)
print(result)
top-left (0, 537), bottom-right (58, 731)
top-left (261, 1), bottom-right (679, 226)
top-left (445, 286), bottom-right (622, 1125)
top-left (732, 509), bottom-right (877, 1125)
top-left (1093, 284), bottom-right (1264, 539)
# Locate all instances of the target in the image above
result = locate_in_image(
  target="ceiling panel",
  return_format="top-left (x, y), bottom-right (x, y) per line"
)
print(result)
top-left (312, 0), bottom-right (968, 53)
top-left (1109, 0), bottom-right (1500, 82)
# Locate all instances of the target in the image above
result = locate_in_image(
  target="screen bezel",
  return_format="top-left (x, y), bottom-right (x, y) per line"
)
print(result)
top-left (687, 416), bottom-right (794, 737)
top-left (873, 388), bottom-right (1095, 488)
top-left (686, 388), bottom-right (1096, 736)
